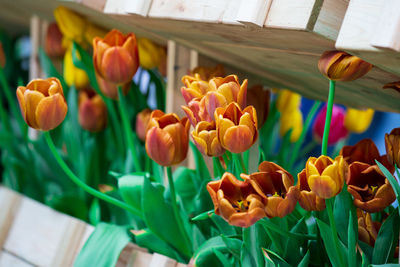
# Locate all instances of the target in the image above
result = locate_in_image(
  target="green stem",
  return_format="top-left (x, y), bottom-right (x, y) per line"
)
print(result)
top-left (213, 157), bottom-right (225, 178)
top-left (117, 86), bottom-right (142, 172)
top-left (166, 167), bottom-right (192, 253)
top-left (260, 220), bottom-right (317, 240)
top-left (288, 101), bottom-right (321, 170)
top-left (321, 80), bottom-right (336, 156)
top-left (326, 197), bottom-right (344, 267)
top-left (44, 131), bottom-right (141, 217)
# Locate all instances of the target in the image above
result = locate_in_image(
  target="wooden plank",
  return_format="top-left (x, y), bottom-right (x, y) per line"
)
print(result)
top-left (104, 0), bottom-right (127, 14)
top-left (236, 0), bottom-right (272, 27)
top-left (149, 253), bottom-right (177, 267)
top-left (0, 251), bottom-right (34, 267)
top-left (128, 250), bottom-right (153, 266)
top-left (124, 0), bottom-right (153, 16)
top-left (0, 187), bottom-right (22, 248)
top-left (370, 0), bottom-right (400, 52)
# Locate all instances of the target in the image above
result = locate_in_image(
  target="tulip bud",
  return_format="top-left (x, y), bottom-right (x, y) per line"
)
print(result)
top-left (385, 128), bottom-right (400, 168)
top-left (93, 29), bottom-right (139, 85)
top-left (136, 108), bottom-right (152, 142)
top-left (96, 73), bottom-right (130, 100)
top-left (145, 110), bottom-right (190, 166)
top-left (45, 23), bottom-right (65, 58)
top-left (313, 104), bottom-right (348, 145)
top-left (246, 85), bottom-right (270, 129)
top-left (138, 38), bottom-right (164, 70)
top-left (54, 6), bottom-right (86, 45)
top-left (215, 102), bottom-right (258, 153)
top-left (279, 108), bottom-right (303, 143)
top-left (180, 74), bottom-right (210, 105)
top-left (357, 210), bottom-right (380, 247)
top-left (64, 47), bottom-right (89, 90)
top-left (191, 121), bottom-right (225, 157)
top-left (78, 90), bottom-right (107, 132)
top-left (344, 108), bottom-right (374, 134)
top-left (297, 169), bottom-right (325, 211)
top-left (318, 50), bottom-right (372, 81)
top-left (305, 155), bottom-right (346, 199)
top-left (191, 64), bottom-right (225, 81)
top-left (16, 78), bottom-right (68, 131)
top-left (0, 42), bottom-right (5, 68)
top-left (207, 172), bottom-right (266, 228)
top-left (276, 89), bottom-right (301, 114)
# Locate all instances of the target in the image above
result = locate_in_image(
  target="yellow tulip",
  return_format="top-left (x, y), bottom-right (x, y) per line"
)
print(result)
top-left (279, 109), bottom-right (303, 143)
top-left (84, 23), bottom-right (107, 45)
top-left (54, 6), bottom-right (86, 45)
top-left (138, 38), bottom-right (164, 70)
top-left (276, 89), bottom-right (301, 114)
top-left (344, 108), bottom-right (374, 134)
top-left (63, 47), bottom-right (89, 90)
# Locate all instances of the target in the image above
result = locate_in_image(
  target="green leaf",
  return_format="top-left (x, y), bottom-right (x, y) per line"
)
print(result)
top-left (316, 218), bottom-right (344, 267)
top-left (141, 176), bottom-right (192, 258)
top-left (89, 199), bottom-right (101, 225)
top-left (118, 173), bottom-right (148, 212)
top-left (192, 210), bottom-right (214, 221)
top-left (47, 195), bottom-right (87, 221)
top-left (262, 248), bottom-right (291, 267)
top-left (74, 223), bottom-right (131, 267)
top-left (372, 209), bottom-right (399, 264)
top-left (243, 224), bottom-right (266, 267)
top-left (334, 185), bottom-right (353, 246)
top-left (298, 250), bottom-right (310, 267)
top-left (348, 207), bottom-right (358, 267)
top-left (284, 217), bottom-right (307, 265)
top-left (358, 241), bottom-right (373, 263)
top-left (190, 141), bottom-right (211, 181)
top-left (38, 47), bottom-right (68, 90)
top-left (376, 161), bottom-right (400, 203)
top-left (212, 248), bottom-right (231, 267)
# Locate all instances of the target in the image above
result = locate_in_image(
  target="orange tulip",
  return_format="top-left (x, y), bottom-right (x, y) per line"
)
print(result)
top-left (180, 74), bottom-right (210, 105)
top-left (318, 50), bottom-right (372, 81)
top-left (242, 161), bottom-right (299, 218)
top-left (96, 73), bottom-right (130, 100)
top-left (215, 102), bottom-right (258, 153)
top-left (16, 78), bottom-right (68, 131)
top-left (78, 90), bottom-right (107, 132)
top-left (191, 64), bottom-right (225, 81)
top-left (347, 162), bottom-right (395, 213)
top-left (297, 169), bottom-right (325, 211)
top-left (247, 85), bottom-right (270, 129)
top-left (207, 172), bottom-right (266, 228)
top-left (305, 156), bottom-right (346, 199)
top-left (191, 120), bottom-right (225, 157)
top-left (93, 29), bottom-right (139, 84)
top-left (383, 81), bottom-right (400, 94)
top-left (136, 108), bottom-right (152, 142)
top-left (385, 127), bottom-right (400, 167)
top-left (145, 110), bottom-right (190, 166)
top-left (45, 23), bottom-right (65, 58)
top-left (357, 210), bottom-right (380, 247)
top-left (0, 42), bottom-right (5, 68)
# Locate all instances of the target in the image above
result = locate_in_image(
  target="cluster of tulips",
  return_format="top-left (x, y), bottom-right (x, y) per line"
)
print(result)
top-left (8, 17), bottom-right (400, 266)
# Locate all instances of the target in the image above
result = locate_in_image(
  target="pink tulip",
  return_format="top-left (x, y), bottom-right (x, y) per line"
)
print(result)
top-left (313, 104), bottom-right (348, 145)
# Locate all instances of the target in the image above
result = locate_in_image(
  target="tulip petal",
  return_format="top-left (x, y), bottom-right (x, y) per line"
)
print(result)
top-left (223, 125), bottom-right (253, 153)
top-left (35, 93), bottom-right (68, 131)
top-left (145, 127), bottom-right (175, 166)
top-left (308, 174), bottom-right (337, 199)
top-left (101, 47), bottom-right (136, 84)
top-left (16, 87), bottom-right (27, 122)
top-left (24, 90), bottom-right (45, 129)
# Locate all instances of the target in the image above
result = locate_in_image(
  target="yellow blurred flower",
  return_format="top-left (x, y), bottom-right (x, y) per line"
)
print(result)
top-left (84, 23), bottom-right (107, 45)
top-left (276, 89), bottom-right (301, 114)
top-left (54, 6), bottom-right (86, 45)
top-left (344, 108), bottom-right (374, 134)
top-left (64, 46), bottom-right (89, 89)
top-left (138, 38), bottom-right (164, 70)
top-left (279, 109), bottom-right (303, 143)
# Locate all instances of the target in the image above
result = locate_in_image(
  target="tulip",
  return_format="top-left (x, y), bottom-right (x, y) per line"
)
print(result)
top-left (191, 121), bottom-right (225, 157)
top-left (78, 90), bottom-right (107, 132)
top-left (54, 6), bottom-right (86, 45)
top-left (318, 50), bottom-right (373, 81)
top-left (138, 38), bottom-right (164, 70)
top-left (64, 47), bottom-right (89, 90)
top-left (145, 110), bottom-right (190, 166)
top-left (247, 85), bottom-right (270, 129)
top-left (215, 102), bottom-right (258, 153)
top-left (385, 127), bottom-right (400, 167)
top-left (16, 78), bottom-right (68, 131)
top-left (357, 210), bottom-right (380, 247)
top-left (383, 81), bottom-right (400, 93)
top-left (305, 155), bottom-right (346, 199)
top-left (276, 89), bottom-right (301, 114)
top-left (207, 172), bottom-right (266, 227)
top-left (313, 104), bottom-right (348, 145)
top-left (242, 161), bottom-right (299, 218)
top-left (344, 108), bottom-right (374, 134)
top-left (347, 162), bottom-right (395, 213)
top-left (182, 97), bottom-right (211, 127)
top-left (93, 29), bottom-right (139, 85)
top-left (136, 108), bottom-right (152, 142)
top-left (0, 42), bottom-right (5, 68)
top-left (191, 64), bottom-right (225, 81)
top-left (45, 23), bottom-right (65, 58)
top-left (279, 108), bottom-right (303, 143)
top-left (96, 73), bottom-right (130, 100)
top-left (296, 169), bottom-right (325, 211)
top-left (180, 74), bottom-right (210, 105)
top-left (84, 23), bottom-right (107, 45)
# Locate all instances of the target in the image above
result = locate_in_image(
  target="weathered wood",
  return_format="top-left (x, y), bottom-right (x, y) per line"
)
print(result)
top-left (236, 0), bottom-right (272, 27)
top-left (0, 250), bottom-right (34, 267)
top-left (0, 187), bottom-right (22, 248)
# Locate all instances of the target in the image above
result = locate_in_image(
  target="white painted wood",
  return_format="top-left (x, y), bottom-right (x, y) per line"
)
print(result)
top-left (128, 250), bottom-right (153, 266)
top-left (124, 0), bottom-right (153, 16)
top-left (313, 0), bottom-right (349, 40)
top-left (0, 251), bottom-right (33, 267)
top-left (104, 0), bottom-right (127, 14)
top-left (149, 253), bottom-right (177, 267)
top-left (236, 0), bottom-right (272, 27)
top-left (370, 0), bottom-right (400, 52)
top-left (0, 187), bottom-right (22, 248)
top-left (221, 0), bottom-right (241, 24)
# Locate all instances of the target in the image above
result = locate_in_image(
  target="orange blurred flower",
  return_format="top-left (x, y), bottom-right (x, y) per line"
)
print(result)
top-left (16, 78), bottom-right (68, 131)
top-left (305, 155), bottom-right (346, 199)
top-left (215, 102), bottom-right (258, 153)
top-left (191, 120), bottom-right (225, 157)
top-left (207, 172), bottom-right (266, 228)
top-left (385, 127), bottom-right (400, 167)
top-left (243, 161), bottom-right (299, 218)
top-left (45, 23), bottom-right (66, 58)
top-left (145, 110), bottom-right (190, 166)
top-left (136, 108), bottom-right (152, 142)
top-left (96, 73), bottom-right (130, 100)
top-left (78, 90), bottom-right (107, 132)
top-left (247, 85), bottom-right (270, 129)
top-left (191, 64), bottom-right (225, 81)
top-left (0, 42), bottom-right (5, 68)
top-left (296, 169), bottom-right (325, 211)
top-left (93, 29), bottom-right (139, 85)
top-left (318, 50), bottom-right (372, 81)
